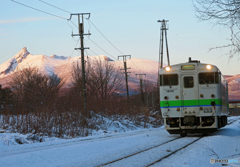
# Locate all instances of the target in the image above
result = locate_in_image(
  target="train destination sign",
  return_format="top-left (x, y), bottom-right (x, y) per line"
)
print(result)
top-left (181, 65), bottom-right (195, 70)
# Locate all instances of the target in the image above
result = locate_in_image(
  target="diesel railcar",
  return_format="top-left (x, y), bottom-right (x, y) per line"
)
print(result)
top-left (160, 58), bottom-right (228, 137)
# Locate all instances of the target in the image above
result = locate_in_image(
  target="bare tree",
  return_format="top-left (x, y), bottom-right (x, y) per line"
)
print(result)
top-left (71, 58), bottom-right (123, 113)
top-left (194, 0), bottom-right (240, 57)
top-left (0, 85), bottom-right (13, 113)
top-left (11, 67), bottom-right (63, 112)
top-left (88, 59), bottom-right (123, 101)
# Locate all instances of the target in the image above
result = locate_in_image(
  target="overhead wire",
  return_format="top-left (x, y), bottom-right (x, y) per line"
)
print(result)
top-left (62, 38), bottom-right (81, 77)
top-left (30, 0), bottom-right (124, 62)
top-left (37, 0), bottom-right (85, 74)
top-left (86, 19), bottom-right (147, 78)
top-left (10, 0), bottom-right (68, 20)
top-left (11, 0), bottom-right (153, 85)
top-left (86, 19), bottom-right (151, 83)
top-left (39, 0), bottom-right (71, 14)
top-left (85, 19), bottom-right (149, 82)
top-left (85, 18), bottom-right (147, 76)
top-left (38, 0), bottom-right (82, 33)
top-left (86, 19), bottom-right (125, 55)
top-left (88, 49), bottom-right (98, 56)
top-left (67, 20), bottom-right (79, 42)
top-left (88, 38), bottom-right (118, 61)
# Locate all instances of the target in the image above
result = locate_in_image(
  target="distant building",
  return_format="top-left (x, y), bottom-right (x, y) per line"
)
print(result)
top-left (229, 100), bottom-right (240, 116)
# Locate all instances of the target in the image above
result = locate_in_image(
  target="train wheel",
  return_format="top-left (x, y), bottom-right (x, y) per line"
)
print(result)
top-left (202, 133), bottom-right (208, 136)
top-left (218, 117), bottom-right (222, 128)
top-left (180, 133), bottom-right (187, 137)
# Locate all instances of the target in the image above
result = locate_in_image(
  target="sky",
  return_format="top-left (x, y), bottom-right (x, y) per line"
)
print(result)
top-left (0, 0), bottom-right (239, 75)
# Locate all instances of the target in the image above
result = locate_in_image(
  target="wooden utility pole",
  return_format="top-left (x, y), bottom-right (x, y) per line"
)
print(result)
top-left (118, 55), bottom-right (131, 101)
top-left (68, 13), bottom-right (91, 117)
top-left (135, 74), bottom-right (146, 103)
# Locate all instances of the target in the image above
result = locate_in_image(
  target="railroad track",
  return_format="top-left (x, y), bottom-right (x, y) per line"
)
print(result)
top-left (227, 117), bottom-right (240, 125)
top-left (97, 117), bottom-right (238, 166)
top-left (145, 137), bottom-right (203, 167)
top-left (97, 136), bottom-right (203, 167)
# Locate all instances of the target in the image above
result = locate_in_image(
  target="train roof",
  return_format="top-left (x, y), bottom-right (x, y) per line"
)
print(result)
top-left (159, 57), bottom-right (221, 74)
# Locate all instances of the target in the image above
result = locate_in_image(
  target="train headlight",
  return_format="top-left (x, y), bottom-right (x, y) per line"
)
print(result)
top-left (165, 66), bottom-right (171, 72)
top-left (206, 65), bottom-right (212, 70)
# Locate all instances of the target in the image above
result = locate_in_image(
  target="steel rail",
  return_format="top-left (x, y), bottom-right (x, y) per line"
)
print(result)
top-left (97, 137), bottom-right (181, 167)
top-left (145, 137), bottom-right (203, 167)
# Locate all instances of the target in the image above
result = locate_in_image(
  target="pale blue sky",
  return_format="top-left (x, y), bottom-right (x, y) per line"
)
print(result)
top-left (0, 0), bottom-right (238, 75)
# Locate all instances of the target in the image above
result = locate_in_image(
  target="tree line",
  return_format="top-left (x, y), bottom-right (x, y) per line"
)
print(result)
top-left (0, 59), bottom-right (161, 138)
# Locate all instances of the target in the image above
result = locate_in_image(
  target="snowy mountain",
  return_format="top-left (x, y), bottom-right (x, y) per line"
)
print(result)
top-left (225, 75), bottom-right (240, 101)
top-left (0, 47), bottom-right (30, 75)
top-left (0, 47), bottom-right (159, 91)
top-left (1, 47), bottom-right (239, 100)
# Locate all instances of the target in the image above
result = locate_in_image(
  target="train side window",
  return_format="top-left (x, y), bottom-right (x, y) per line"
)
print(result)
top-left (184, 76), bottom-right (194, 88)
top-left (159, 75), bottom-right (163, 86)
top-left (199, 72), bottom-right (219, 84)
top-left (163, 74), bottom-right (178, 86)
top-left (215, 72), bottom-right (219, 84)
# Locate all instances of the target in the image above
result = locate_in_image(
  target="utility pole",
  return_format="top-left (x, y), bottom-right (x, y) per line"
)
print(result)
top-left (157, 19), bottom-right (170, 69)
top-left (68, 13), bottom-right (91, 117)
top-left (118, 55), bottom-right (131, 101)
top-left (135, 74), bottom-right (146, 103)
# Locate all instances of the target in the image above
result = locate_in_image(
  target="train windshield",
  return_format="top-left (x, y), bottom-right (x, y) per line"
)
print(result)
top-left (199, 72), bottom-right (219, 84)
top-left (160, 74), bottom-right (178, 86)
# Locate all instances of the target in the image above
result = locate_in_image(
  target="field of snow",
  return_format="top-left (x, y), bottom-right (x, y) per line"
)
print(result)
top-left (0, 116), bottom-right (239, 167)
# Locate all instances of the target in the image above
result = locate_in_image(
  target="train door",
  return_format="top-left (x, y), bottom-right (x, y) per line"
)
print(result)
top-left (181, 75), bottom-right (199, 115)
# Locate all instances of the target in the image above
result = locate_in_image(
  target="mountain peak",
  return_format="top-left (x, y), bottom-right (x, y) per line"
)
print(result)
top-left (50, 54), bottom-right (69, 60)
top-left (0, 47), bottom-right (30, 75)
top-left (15, 47), bottom-right (30, 59)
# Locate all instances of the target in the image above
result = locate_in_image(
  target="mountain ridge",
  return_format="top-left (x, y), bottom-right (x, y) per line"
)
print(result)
top-left (0, 47), bottom-right (159, 91)
top-left (0, 47), bottom-right (239, 100)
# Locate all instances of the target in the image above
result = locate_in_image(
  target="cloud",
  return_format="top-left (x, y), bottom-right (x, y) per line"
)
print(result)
top-left (0, 17), bottom-right (51, 24)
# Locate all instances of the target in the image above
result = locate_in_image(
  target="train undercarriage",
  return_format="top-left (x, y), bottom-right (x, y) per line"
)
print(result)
top-left (164, 116), bottom-right (228, 137)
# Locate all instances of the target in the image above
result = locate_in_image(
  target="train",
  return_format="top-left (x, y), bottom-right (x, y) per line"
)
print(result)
top-left (160, 57), bottom-right (228, 137)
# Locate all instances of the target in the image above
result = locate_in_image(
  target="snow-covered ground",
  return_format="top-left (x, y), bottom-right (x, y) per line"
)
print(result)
top-left (0, 116), bottom-right (239, 167)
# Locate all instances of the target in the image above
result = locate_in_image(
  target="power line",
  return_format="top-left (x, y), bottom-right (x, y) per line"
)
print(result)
top-left (61, 38), bottom-right (80, 77)
top-left (18, 0), bottom-right (124, 62)
top-left (10, 0), bottom-right (68, 20)
top-left (37, 0), bottom-right (79, 32)
top-left (11, 0), bottom-right (149, 83)
top-left (129, 59), bottom-right (144, 73)
top-left (87, 19), bottom-right (125, 55)
top-left (69, 19), bottom-right (118, 61)
top-left (36, 0), bottom-right (124, 58)
top-left (89, 49), bottom-right (99, 56)
top-left (88, 38), bottom-right (118, 61)
top-left (86, 20), bottom-right (154, 81)
top-left (39, 0), bottom-right (71, 14)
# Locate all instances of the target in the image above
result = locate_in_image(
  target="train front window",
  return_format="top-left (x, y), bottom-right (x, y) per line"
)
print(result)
top-left (162, 74), bottom-right (178, 86)
top-left (184, 76), bottom-right (194, 88)
top-left (199, 72), bottom-right (219, 84)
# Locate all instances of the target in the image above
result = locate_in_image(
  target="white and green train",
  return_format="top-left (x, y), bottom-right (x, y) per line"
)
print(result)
top-left (160, 58), bottom-right (228, 137)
